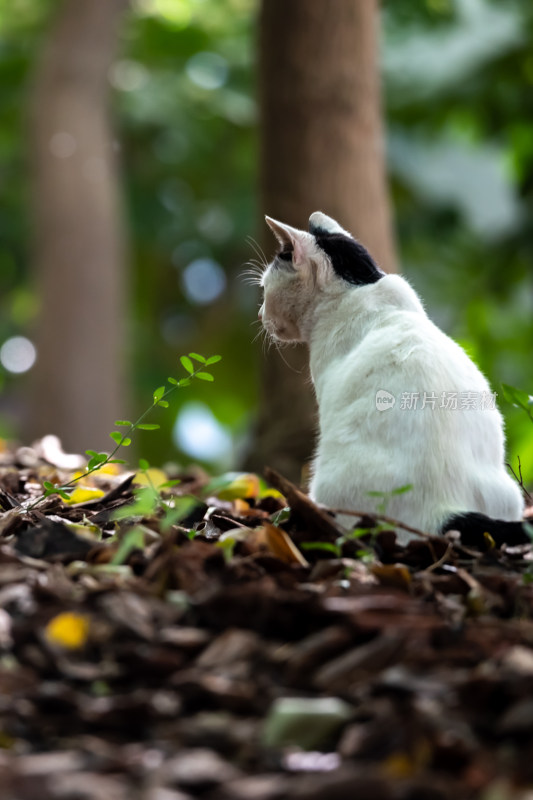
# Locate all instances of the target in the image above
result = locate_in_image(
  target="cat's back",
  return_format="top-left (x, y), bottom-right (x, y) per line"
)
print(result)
top-left (314, 275), bottom-right (490, 405)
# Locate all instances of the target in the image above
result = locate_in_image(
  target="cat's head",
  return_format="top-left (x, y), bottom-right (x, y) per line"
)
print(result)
top-left (259, 211), bottom-right (384, 343)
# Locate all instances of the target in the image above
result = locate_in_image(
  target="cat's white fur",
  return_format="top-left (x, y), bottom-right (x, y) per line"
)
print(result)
top-left (260, 212), bottom-right (524, 543)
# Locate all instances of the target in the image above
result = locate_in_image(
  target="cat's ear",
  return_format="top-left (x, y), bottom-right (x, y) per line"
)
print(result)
top-left (265, 216), bottom-right (305, 265)
top-left (308, 211), bottom-right (352, 239)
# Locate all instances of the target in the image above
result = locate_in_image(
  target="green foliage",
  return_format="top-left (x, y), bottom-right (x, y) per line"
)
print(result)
top-left (28, 353), bottom-right (221, 509)
top-left (502, 384), bottom-right (533, 423)
top-left (301, 541), bottom-right (342, 558)
top-left (180, 356), bottom-right (194, 374)
top-left (110, 526), bottom-right (145, 566)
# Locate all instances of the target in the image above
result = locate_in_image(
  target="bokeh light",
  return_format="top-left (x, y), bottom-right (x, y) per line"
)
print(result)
top-left (181, 258), bottom-right (226, 305)
top-left (173, 402), bottom-right (232, 463)
top-left (108, 60), bottom-right (149, 92)
top-left (0, 336), bottom-right (37, 374)
top-left (186, 52), bottom-right (228, 90)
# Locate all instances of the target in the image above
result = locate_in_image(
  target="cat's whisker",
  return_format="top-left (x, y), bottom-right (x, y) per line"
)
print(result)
top-left (242, 260), bottom-right (264, 273)
top-left (240, 261), bottom-right (266, 286)
top-left (246, 236), bottom-right (269, 270)
top-left (251, 328), bottom-right (264, 345)
top-left (241, 274), bottom-right (263, 287)
top-left (246, 256), bottom-right (266, 269)
top-left (274, 341), bottom-right (305, 374)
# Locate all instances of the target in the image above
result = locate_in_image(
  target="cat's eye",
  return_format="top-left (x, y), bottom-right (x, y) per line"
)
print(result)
top-left (278, 249), bottom-right (293, 262)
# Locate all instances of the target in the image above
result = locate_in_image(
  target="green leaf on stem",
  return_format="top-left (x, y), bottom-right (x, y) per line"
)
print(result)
top-left (390, 484), bottom-right (413, 496)
top-left (153, 386), bottom-right (165, 403)
top-left (195, 372), bottom-right (214, 382)
top-left (502, 383), bottom-right (533, 420)
top-left (167, 377), bottom-right (178, 385)
top-left (206, 355), bottom-right (222, 365)
top-left (301, 541), bottom-right (341, 556)
top-left (112, 487), bottom-right (159, 522)
top-left (189, 353), bottom-right (206, 363)
top-left (87, 452), bottom-right (108, 470)
top-left (114, 420), bottom-right (132, 427)
top-left (180, 356), bottom-right (194, 374)
top-left (110, 526), bottom-right (145, 566)
top-left (136, 424), bottom-right (160, 431)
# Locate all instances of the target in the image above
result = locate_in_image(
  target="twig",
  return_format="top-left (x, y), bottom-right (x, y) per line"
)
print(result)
top-left (327, 507), bottom-right (433, 540)
top-left (506, 457), bottom-right (532, 504)
top-left (264, 467), bottom-right (434, 541)
top-left (422, 541), bottom-right (454, 573)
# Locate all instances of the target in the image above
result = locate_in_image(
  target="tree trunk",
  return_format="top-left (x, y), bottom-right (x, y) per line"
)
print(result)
top-left (246, 0), bottom-right (398, 483)
top-left (27, 0), bottom-right (129, 453)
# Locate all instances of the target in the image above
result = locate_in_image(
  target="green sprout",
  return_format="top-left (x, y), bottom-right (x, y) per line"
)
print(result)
top-left (26, 353), bottom-right (221, 511)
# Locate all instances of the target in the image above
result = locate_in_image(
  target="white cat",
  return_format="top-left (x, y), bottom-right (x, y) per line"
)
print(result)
top-left (259, 211), bottom-right (526, 546)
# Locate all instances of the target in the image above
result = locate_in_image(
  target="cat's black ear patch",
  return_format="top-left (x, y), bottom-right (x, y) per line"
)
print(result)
top-left (314, 233), bottom-right (384, 286)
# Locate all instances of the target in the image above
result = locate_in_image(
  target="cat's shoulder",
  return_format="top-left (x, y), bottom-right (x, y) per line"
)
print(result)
top-left (373, 273), bottom-right (426, 315)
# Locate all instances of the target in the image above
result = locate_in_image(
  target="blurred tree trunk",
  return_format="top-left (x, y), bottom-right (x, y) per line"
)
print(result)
top-left (246, 0), bottom-right (398, 483)
top-left (27, 0), bottom-right (129, 452)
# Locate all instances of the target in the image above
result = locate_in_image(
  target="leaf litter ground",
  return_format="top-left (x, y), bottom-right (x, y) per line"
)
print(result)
top-left (0, 441), bottom-right (533, 799)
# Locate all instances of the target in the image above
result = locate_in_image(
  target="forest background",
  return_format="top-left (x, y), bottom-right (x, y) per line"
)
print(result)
top-left (0, 0), bottom-right (532, 489)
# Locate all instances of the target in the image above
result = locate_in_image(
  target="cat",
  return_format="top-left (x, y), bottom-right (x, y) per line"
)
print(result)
top-left (258, 211), bottom-right (527, 547)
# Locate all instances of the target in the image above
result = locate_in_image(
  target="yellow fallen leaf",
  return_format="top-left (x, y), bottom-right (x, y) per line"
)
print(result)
top-left (92, 462), bottom-right (122, 477)
top-left (74, 463), bottom-right (122, 483)
top-left (0, 730), bottom-right (16, 749)
top-left (370, 563), bottom-right (412, 591)
top-left (383, 753), bottom-right (415, 779)
top-left (66, 486), bottom-right (105, 504)
top-left (217, 473), bottom-right (260, 501)
top-left (45, 612), bottom-right (90, 649)
top-left (133, 468), bottom-right (168, 489)
top-left (71, 471), bottom-right (85, 482)
top-left (483, 531), bottom-right (496, 549)
top-left (383, 740), bottom-right (431, 778)
top-left (262, 522), bottom-right (309, 567)
top-left (234, 498), bottom-right (250, 515)
top-left (259, 488), bottom-right (286, 501)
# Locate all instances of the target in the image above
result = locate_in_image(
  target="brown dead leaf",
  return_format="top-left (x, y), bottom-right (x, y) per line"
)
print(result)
top-left (261, 522), bottom-right (309, 567)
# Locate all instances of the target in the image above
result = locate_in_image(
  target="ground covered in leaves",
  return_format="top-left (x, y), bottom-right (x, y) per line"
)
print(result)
top-left (1, 438), bottom-right (533, 799)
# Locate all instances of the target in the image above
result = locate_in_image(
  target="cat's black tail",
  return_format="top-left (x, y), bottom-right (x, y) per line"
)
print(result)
top-left (441, 512), bottom-right (530, 549)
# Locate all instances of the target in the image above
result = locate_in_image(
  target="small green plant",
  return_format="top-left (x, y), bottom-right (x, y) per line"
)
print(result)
top-left (366, 483), bottom-right (413, 515)
top-left (502, 383), bottom-right (533, 424)
top-left (501, 383), bottom-right (532, 502)
top-left (301, 484), bottom-right (413, 562)
top-left (26, 353), bottom-right (221, 511)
